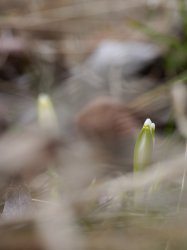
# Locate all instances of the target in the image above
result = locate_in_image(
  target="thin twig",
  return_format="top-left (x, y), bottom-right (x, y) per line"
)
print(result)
top-left (177, 142), bottom-right (187, 212)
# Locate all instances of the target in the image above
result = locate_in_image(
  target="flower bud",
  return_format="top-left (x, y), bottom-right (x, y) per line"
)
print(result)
top-left (37, 93), bottom-right (59, 133)
top-left (133, 118), bottom-right (155, 172)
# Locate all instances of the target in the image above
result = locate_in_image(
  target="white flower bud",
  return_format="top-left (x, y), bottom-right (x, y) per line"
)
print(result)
top-left (133, 118), bottom-right (155, 172)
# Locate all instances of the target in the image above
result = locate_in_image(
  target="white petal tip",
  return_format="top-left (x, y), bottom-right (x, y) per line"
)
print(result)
top-left (38, 94), bottom-right (52, 107)
top-left (151, 123), bottom-right (155, 130)
top-left (38, 93), bottom-right (49, 101)
top-left (144, 118), bottom-right (152, 126)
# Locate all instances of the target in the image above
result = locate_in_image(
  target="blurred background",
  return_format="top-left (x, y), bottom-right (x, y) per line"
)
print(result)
top-left (0, 0), bottom-right (187, 250)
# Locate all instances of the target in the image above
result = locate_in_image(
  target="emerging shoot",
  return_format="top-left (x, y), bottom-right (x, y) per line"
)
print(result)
top-left (133, 118), bottom-right (155, 172)
top-left (37, 93), bottom-right (59, 133)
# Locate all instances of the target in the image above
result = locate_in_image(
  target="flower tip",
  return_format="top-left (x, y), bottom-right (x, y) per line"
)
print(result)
top-left (151, 122), bottom-right (155, 130)
top-left (37, 93), bottom-right (59, 133)
top-left (144, 118), bottom-right (152, 127)
top-left (38, 93), bottom-right (51, 108)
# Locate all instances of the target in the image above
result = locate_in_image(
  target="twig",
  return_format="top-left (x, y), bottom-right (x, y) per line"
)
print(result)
top-left (176, 142), bottom-right (187, 212)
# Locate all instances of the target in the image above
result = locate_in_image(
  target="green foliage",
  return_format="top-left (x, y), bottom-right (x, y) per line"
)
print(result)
top-left (131, 0), bottom-right (187, 78)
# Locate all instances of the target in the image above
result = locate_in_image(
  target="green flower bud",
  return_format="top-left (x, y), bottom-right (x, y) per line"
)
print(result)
top-left (133, 118), bottom-right (155, 172)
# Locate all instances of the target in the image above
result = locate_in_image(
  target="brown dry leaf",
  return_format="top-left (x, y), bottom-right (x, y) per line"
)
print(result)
top-left (76, 97), bottom-right (139, 175)
top-left (76, 96), bottom-right (138, 139)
